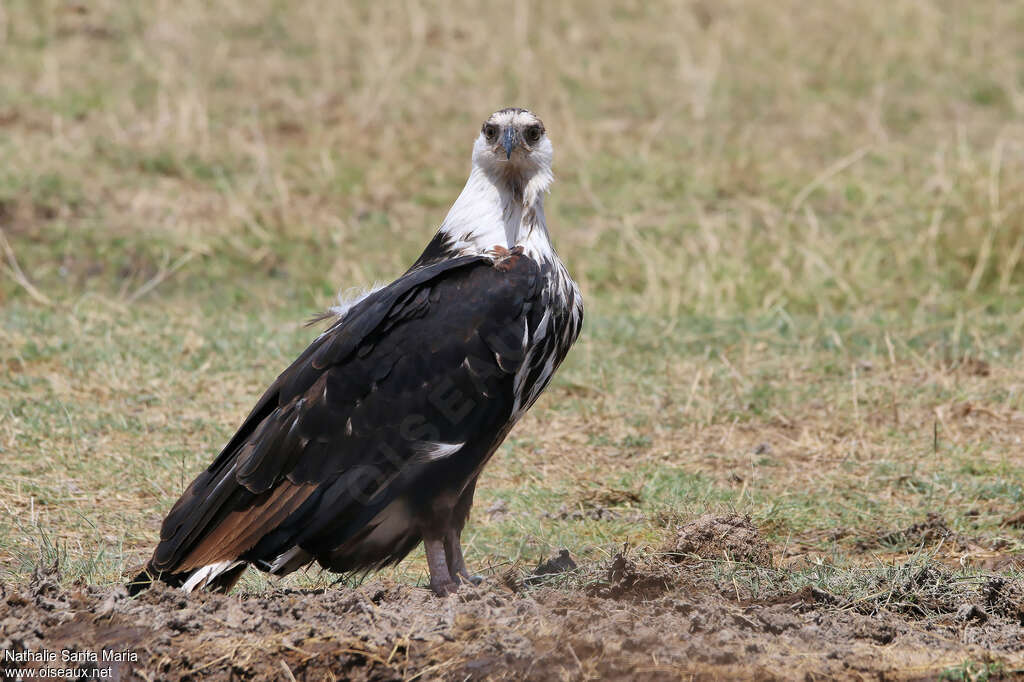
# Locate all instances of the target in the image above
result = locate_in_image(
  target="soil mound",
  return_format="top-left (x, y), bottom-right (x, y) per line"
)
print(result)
top-left (664, 513), bottom-right (773, 567)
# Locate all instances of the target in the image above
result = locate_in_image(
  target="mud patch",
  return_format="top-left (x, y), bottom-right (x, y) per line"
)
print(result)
top-left (664, 513), bottom-right (773, 567)
top-left (5, 559), bottom-right (1024, 680)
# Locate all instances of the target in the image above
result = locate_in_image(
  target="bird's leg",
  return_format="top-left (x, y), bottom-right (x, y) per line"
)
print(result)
top-left (443, 527), bottom-right (482, 586)
top-left (444, 479), bottom-right (483, 586)
top-left (423, 537), bottom-right (458, 596)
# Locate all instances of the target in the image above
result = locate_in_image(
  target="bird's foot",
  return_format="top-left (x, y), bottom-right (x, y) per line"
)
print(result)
top-left (454, 569), bottom-right (483, 586)
top-left (430, 577), bottom-right (459, 597)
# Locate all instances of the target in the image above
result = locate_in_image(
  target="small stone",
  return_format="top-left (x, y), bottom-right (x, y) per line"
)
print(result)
top-left (955, 603), bottom-right (987, 623)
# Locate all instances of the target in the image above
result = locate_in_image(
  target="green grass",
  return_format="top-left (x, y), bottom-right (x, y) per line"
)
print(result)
top-left (941, 661), bottom-right (1014, 682)
top-left (1, 0), bottom-right (1024, 608)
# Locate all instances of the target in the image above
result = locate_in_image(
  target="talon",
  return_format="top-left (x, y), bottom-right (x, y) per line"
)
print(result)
top-left (455, 567), bottom-right (483, 586)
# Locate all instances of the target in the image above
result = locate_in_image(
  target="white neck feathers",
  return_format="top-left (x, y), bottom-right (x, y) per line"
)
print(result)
top-left (438, 164), bottom-right (554, 258)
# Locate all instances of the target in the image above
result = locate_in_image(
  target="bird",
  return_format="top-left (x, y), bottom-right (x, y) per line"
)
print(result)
top-left (129, 108), bottom-right (583, 597)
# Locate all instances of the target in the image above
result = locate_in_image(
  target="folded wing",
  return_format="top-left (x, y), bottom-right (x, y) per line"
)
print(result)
top-left (133, 253), bottom-right (544, 591)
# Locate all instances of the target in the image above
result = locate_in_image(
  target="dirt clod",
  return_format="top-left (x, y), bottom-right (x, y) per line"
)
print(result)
top-left (1002, 509), bottom-right (1024, 528)
top-left (763, 585), bottom-right (838, 611)
top-left (665, 514), bottom-right (773, 567)
top-left (485, 499), bottom-right (509, 520)
top-left (578, 486), bottom-right (642, 508)
top-left (961, 355), bottom-right (992, 377)
top-left (956, 603), bottom-right (988, 623)
top-left (584, 552), bottom-right (676, 600)
top-left (523, 549), bottom-right (578, 587)
top-left (876, 512), bottom-right (959, 548)
top-left (981, 577), bottom-right (1024, 625)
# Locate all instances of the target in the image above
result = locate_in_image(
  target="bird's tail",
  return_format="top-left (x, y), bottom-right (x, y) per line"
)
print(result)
top-left (127, 561), bottom-right (247, 596)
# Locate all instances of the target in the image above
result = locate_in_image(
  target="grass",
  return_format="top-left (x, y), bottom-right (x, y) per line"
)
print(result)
top-left (1, 0), bottom-right (1024, 610)
top-left (941, 661), bottom-right (1014, 682)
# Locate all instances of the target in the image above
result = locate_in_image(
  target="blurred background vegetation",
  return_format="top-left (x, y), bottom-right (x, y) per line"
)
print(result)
top-left (3, 1), bottom-right (1023, 315)
top-left (2, 0), bottom-right (1024, 587)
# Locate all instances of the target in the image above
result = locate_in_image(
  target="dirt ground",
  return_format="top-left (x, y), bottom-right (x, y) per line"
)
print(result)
top-left (3, 516), bottom-right (1023, 681)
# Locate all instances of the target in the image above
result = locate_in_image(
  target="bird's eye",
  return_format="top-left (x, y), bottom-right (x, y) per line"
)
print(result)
top-left (482, 123), bottom-right (498, 140)
top-left (524, 125), bottom-right (543, 144)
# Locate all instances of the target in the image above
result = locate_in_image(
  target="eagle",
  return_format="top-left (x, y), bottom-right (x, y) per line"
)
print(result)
top-left (129, 108), bottom-right (583, 597)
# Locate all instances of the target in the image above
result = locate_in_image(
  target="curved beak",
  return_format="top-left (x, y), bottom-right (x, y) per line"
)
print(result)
top-left (501, 127), bottom-right (519, 160)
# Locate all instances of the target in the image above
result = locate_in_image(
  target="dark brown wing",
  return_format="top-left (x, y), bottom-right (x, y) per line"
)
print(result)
top-left (131, 252), bottom-right (545, 589)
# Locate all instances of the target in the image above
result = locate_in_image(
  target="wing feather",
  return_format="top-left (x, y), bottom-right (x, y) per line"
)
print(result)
top-left (144, 253), bottom-right (544, 580)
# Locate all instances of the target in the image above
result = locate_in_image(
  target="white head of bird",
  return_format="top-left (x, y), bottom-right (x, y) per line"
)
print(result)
top-left (440, 108), bottom-right (555, 257)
